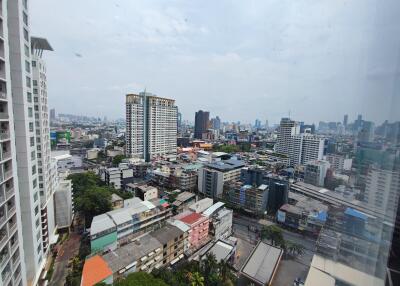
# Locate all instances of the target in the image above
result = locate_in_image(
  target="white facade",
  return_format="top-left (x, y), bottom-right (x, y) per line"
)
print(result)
top-left (276, 118), bottom-right (300, 155)
top-left (364, 167), bottom-right (400, 219)
top-left (288, 134), bottom-right (325, 166)
top-left (126, 92), bottom-right (177, 162)
top-left (304, 160), bottom-right (331, 187)
top-left (7, 0), bottom-right (45, 284)
top-left (325, 154), bottom-right (352, 172)
top-left (31, 37), bottom-right (55, 258)
top-left (0, 1), bottom-right (27, 284)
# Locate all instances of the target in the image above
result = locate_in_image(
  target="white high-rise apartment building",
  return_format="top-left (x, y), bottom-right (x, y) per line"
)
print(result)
top-left (0, 1), bottom-right (28, 285)
top-left (276, 118), bottom-right (300, 155)
top-left (31, 37), bottom-right (56, 257)
top-left (277, 118), bottom-right (324, 166)
top-left (365, 167), bottom-right (400, 219)
top-left (126, 92), bottom-right (177, 162)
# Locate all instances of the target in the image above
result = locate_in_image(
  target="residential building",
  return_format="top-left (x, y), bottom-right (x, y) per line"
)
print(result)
top-left (288, 134), bottom-right (325, 166)
top-left (151, 224), bottom-right (186, 266)
top-left (189, 198), bottom-right (213, 213)
top-left (89, 197), bottom-right (172, 253)
top-left (364, 167), bottom-right (400, 219)
top-left (135, 185), bottom-right (158, 201)
top-left (276, 118), bottom-right (300, 155)
top-left (277, 192), bottom-right (328, 234)
top-left (0, 1), bottom-right (27, 285)
top-left (225, 183), bottom-right (269, 215)
top-left (198, 159), bottom-right (245, 198)
top-left (203, 202), bottom-right (233, 240)
top-left (7, 0), bottom-right (46, 283)
top-left (194, 110), bottom-right (209, 139)
top-left (125, 92), bottom-right (178, 162)
top-left (31, 36), bottom-right (56, 258)
top-left (111, 194), bottom-right (123, 209)
top-left (175, 211), bottom-right (209, 251)
top-left (100, 166), bottom-right (134, 190)
top-left (325, 153), bottom-right (352, 171)
top-left (358, 121), bottom-right (375, 143)
top-left (304, 160), bottom-right (331, 187)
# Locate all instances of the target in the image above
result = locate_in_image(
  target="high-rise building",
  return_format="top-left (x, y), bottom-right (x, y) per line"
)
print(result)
top-left (194, 110), bottom-right (209, 139)
top-left (276, 118), bottom-right (324, 166)
top-left (358, 121), bottom-right (375, 143)
top-left (304, 160), bottom-right (331, 187)
top-left (343, 114), bottom-right (348, 127)
top-left (288, 134), bottom-right (325, 166)
top-left (276, 118), bottom-right (300, 155)
top-left (210, 116), bottom-right (221, 130)
top-left (254, 119), bottom-right (261, 129)
top-left (0, 1), bottom-right (28, 285)
top-left (49, 108), bottom-right (55, 121)
top-left (126, 92), bottom-right (178, 162)
top-left (31, 37), bottom-right (57, 258)
top-left (6, 0), bottom-right (49, 284)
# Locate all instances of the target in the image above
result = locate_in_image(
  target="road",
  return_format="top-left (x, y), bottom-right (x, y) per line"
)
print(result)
top-left (49, 233), bottom-right (81, 286)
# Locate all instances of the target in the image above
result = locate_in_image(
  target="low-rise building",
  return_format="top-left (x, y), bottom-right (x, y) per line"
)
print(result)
top-left (175, 211), bottom-right (210, 251)
top-left (325, 153), bottom-right (352, 171)
top-left (90, 197), bottom-right (172, 253)
top-left (135, 185), bottom-right (158, 201)
top-left (100, 166), bottom-right (134, 190)
top-left (203, 202), bottom-right (233, 240)
top-left (198, 159), bottom-right (245, 198)
top-left (277, 192), bottom-right (328, 235)
top-left (189, 198), bottom-right (214, 213)
top-left (151, 224), bottom-right (186, 266)
top-left (111, 194), bottom-right (123, 209)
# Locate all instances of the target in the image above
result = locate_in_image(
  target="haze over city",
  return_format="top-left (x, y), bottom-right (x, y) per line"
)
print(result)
top-left (30, 0), bottom-right (400, 124)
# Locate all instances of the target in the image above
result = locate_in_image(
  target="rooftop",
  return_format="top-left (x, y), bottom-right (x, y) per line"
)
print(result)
top-left (179, 212), bottom-right (205, 225)
top-left (102, 233), bottom-right (162, 273)
top-left (203, 202), bottom-right (225, 217)
top-left (202, 240), bottom-right (234, 262)
top-left (206, 159), bottom-right (245, 172)
top-left (81, 255), bottom-right (112, 286)
top-left (241, 241), bottom-right (283, 285)
top-left (151, 224), bottom-right (183, 245)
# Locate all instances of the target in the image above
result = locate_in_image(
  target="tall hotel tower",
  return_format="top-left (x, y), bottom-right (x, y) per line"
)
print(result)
top-left (126, 92), bottom-right (178, 162)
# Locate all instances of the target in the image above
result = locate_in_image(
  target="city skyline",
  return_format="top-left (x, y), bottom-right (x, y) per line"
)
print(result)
top-left (30, 0), bottom-right (400, 123)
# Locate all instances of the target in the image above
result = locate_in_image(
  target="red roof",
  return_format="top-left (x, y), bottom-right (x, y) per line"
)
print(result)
top-left (179, 212), bottom-right (204, 225)
top-left (81, 255), bottom-right (112, 286)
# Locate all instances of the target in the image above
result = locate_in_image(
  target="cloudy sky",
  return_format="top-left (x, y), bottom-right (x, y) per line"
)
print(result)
top-left (30, 0), bottom-right (400, 125)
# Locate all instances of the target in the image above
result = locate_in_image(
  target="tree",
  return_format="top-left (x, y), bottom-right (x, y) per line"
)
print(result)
top-left (187, 272), bottom-right (204, 286)
top-left (261, 225), bottom-right (285, 247)
top-left (112, 154), bottom-right (126, 166)
top-left (201, 253), bottom-right (219, 286)
top-left (286, 241), bottom-right (305, 257)
top-left (68, 172), bottom-right (101, 198)
top-left (114, 272), bottom-right (168, 286)
top-left (75, 187), bottom-right (112, 227)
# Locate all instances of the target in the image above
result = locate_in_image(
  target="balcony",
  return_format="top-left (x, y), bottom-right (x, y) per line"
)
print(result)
top-left (0, 151), bottom-right (10, 162)
top-left (0, 113), bottom-right (8, 120)
top-left (0, 248), bottom-right (9, 268)
top-left (8, 222), bottom-right (16, 234)
top-left (5, 188), bottom-right (13, 201)
top-left (3, 170), bottom-right (11, 181)
top-left (0, 92), bottom-right (5, 101)
top-left (0, 130), bottom-right (9, 141)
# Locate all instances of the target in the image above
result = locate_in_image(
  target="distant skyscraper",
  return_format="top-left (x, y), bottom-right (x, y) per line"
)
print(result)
top-left (265, 120), bottom-right (269, 129)
top-left (276, 118), bottom-right (300, 155)
top-left (194, 110), bottom-right (210, 139)
top-left (126, 92), bottom-right (178, 162)
top-left (254, 119), bottom-right (261, 129)
top-left (211, 116), bottom-right (221, 130)
top-left (343, 114), bottom-right (348, 127)
top-left (358, 121), bottom-right (375, 142)
top-left (50, 108), bottom-right (56, 121)
top-left (277, 118), bottom-right (324, 166)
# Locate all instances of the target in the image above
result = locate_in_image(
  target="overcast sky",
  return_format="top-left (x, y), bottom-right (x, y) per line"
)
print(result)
top-left (30, 0), bottom-right (400, 125)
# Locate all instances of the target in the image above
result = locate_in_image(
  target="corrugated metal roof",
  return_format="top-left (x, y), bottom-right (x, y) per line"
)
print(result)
top-left (203, 202), bottom-right (225, 217)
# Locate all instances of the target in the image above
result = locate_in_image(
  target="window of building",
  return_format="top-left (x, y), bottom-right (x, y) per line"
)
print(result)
top-left (23, 12), bottom-right (28, 26)
top-left (32, 165), bottom-right (36, 175)
top-left (29, 122), bottom-right (34, 132)
top-left (23, 29), bottom-right (29, 42)
top-left (32, 60), bottom-right (36, 68)
top-left (27, 92), bottom-right (32, 103)
top-left (26, 76), bottom-right (31, 88)
top-left (25, 60), bottom-right (30, 73)
top-left (30, 136), bottom-right (35, 147)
